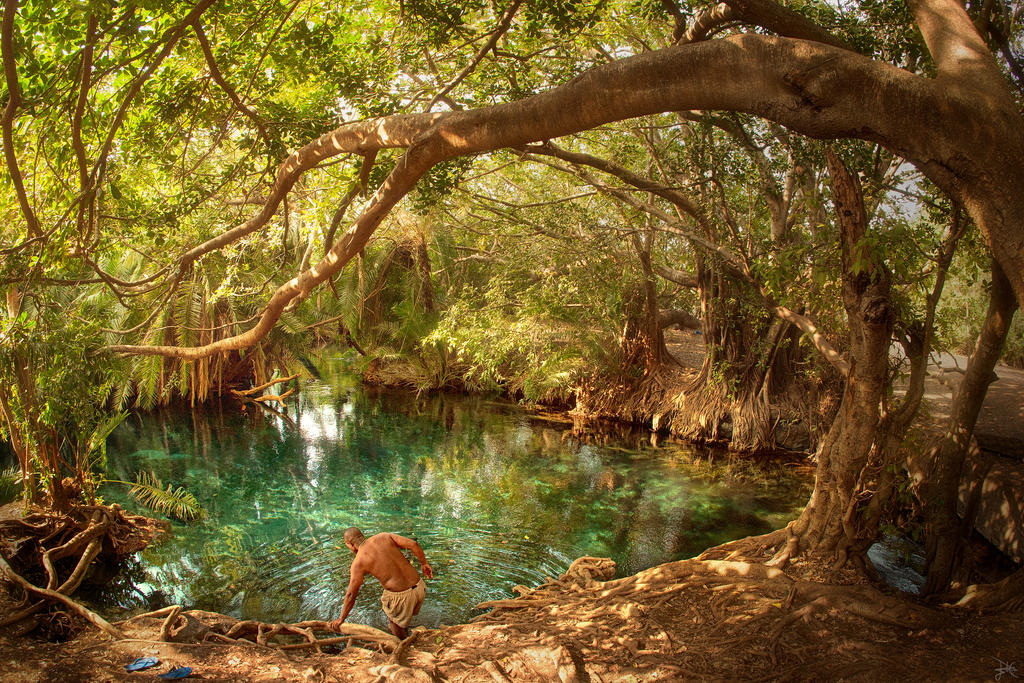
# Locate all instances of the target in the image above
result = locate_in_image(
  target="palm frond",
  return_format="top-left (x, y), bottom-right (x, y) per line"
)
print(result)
top-left (277, 308), bottom-right (305, 335)
top-left (137, 356), bottom-right (162, 410)
top-left (129, 472), bottom-right (204, 522)
top-left (82, 411), bottom-right (129, 470)
top-left (175, 280), bottom-right (203, 348)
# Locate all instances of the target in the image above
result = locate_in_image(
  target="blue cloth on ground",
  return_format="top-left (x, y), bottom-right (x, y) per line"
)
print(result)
top-left (158, 666), bottom-right (193, 679)
top-left (124, 657), bottom-right (159, 672)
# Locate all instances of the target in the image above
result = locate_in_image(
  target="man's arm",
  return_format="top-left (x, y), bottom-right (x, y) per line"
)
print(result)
top-left (390, 534), bottom-right (433, 579)
top-left (330, 562), bottom-right (365, 631)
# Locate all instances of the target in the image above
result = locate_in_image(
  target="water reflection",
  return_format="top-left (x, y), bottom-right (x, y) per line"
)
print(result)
top-left (91, 368), bottom-right (811, 630)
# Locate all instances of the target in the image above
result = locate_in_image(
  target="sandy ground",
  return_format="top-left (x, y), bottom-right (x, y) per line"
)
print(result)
top-left (922, 352), bottom-right (1024, 459)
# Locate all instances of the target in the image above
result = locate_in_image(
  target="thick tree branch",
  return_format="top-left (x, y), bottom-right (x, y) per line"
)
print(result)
top-left (660, 0), bottom-right (687, 43)
top-left (764, 300), bottom-right (849, 377)
top-left (684, 3), bottom-right (738, 44)
top-left (173, 112), bottom-right (444, 276)
top-left (724, 0), bottom-right (854, 51)
top-left (653, 263), bottom-right (698, 288)
top-left (103, 30), bottom-right (1024, 357)
top-left (909, 0), bottom-right (1014, 94)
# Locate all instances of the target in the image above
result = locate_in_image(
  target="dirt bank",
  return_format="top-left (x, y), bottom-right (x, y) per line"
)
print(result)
top-left (2, 548), bottom-right (1021, 682)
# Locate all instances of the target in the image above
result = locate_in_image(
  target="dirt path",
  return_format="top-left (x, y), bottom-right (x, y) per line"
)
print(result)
top-left (922, 353), bottom-right (1024, 459)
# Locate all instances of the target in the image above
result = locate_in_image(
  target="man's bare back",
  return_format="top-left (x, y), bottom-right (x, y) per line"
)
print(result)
top-left (354, 532), bottom-right (431, 590)
top-left (330, 527), bottom-right (433, 638)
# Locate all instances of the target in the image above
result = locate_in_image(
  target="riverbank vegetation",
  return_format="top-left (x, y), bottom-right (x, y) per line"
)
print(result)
top-left (2, 0), bottom-right (1023, 675)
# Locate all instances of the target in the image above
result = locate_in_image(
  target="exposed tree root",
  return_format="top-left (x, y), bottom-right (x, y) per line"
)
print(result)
top-left (4, 531), bottom-right (1018, 681)
top-left (0, 551), bottom-right (123, 638)
top-left (439, 552), bottom-right (947, 681)
top-left (118, 608), bottom-right (401, 652)
top-left (0, 503), bottom-right (162, 639)
top-left (953, 567), bottom-right (1024, 612)
top-left (697, 528), bottom-right (789, 562)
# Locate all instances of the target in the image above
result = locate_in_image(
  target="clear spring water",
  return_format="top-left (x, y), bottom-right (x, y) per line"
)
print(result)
top-left (88, 368), bottom-right (812, 631)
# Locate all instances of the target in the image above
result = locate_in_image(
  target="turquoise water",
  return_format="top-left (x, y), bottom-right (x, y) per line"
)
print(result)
top-left (91, 370), bottom-right (811, 631)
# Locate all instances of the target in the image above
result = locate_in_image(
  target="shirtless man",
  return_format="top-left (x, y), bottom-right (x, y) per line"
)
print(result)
top-left (329, 527), bottom-right (434, 639)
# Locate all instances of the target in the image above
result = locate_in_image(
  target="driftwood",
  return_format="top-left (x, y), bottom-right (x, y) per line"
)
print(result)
top-left (231, 375), bottom-right (299, 405)
top-left (231, 387), bottom-right (297, 405)
top-left (233, 374), bottom-right (299, 396)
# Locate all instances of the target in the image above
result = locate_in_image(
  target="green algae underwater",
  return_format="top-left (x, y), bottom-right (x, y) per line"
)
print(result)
top-left (86, 363), bottom-right (810, 633)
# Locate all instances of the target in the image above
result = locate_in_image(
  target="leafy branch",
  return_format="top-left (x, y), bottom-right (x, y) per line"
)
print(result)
top-left (106, 472), bottom-right (204, 522)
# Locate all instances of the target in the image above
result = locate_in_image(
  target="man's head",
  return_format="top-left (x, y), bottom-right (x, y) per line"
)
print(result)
top-left (344, 527), bottom-right (365, 553)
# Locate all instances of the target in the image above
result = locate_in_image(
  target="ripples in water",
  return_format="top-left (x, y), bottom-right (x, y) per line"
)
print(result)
top-left (88, 372), bottom-right (811, 628)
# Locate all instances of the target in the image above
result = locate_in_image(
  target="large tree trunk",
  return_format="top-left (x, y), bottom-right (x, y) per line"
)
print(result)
top-left (916, 260), bottom-right (1018, 595)
top-left (772, 151), bottom-right (893, 566)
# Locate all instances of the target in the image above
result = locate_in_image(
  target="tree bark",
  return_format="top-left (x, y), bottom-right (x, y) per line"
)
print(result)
top-left (772, 151), bottom-right (893, 566)
top-left (916, 260), bottom-right (1018, 595)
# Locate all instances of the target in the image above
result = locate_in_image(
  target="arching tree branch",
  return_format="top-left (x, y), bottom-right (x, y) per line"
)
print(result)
top-left (103, 20), bottom-right (1024, 357)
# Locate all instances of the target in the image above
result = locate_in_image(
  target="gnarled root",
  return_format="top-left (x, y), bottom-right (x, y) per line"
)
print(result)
top-left (953, 567), bottom-right (1024, 612)
top-left (127, 611), bottom-right (402, 651)
top-left (0, 551), bottom-right (123, 638)
top-left (698, 528), bottom-right (789, 562)
top-left (0, 504), bottom-right (161, 638)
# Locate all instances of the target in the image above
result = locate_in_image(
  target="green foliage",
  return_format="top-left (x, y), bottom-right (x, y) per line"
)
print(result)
top-left (935, 234), bottom-right (1024, 366)
top-left (0, 0), bottom-right (1013, 483)
top-left (404, 0), bottom-right (488, 46)
top-left (425, 293), bottom-right (588, 402)
top-left (0, 311), bottom-right (121, 461)
top-left (129, 472), bottom-right (204, 522)
top-left (0, 466), bottom-right (22, 506)
top-left (80, 411), bottom-right (129, 502)
top-left (413, 157), bottom-right (474, 211)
